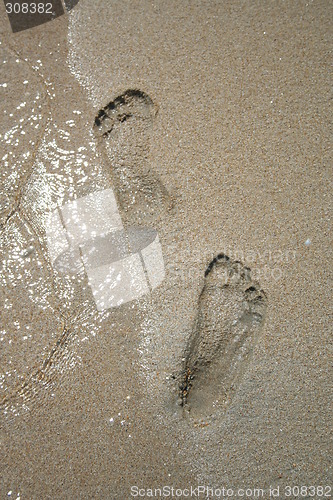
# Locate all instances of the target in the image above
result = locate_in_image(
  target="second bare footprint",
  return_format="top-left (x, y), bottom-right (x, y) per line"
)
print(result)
top-left (93, 89), bottom-right (172, 225)
top-left (179, 254), bottom-right (268, 420)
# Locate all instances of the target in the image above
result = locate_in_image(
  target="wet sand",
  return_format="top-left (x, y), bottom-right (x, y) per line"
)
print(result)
top-left (0, 1), bottom-right (332, 498)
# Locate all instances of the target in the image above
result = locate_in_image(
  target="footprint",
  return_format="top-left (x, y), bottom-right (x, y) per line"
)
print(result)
top-left (93, 89), bottom-right (172, 224)
top-left (179, 253), bottom-right (267, 420)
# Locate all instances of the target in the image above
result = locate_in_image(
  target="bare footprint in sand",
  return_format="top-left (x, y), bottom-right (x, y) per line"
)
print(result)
top-left (179, 254), bottom-right (267, 420)
top-left (93, 89), bottom-right (172, 225)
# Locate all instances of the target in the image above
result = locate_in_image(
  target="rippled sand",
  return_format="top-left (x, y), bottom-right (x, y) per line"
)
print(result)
top-left (0, 1), bottom-right (331, 498)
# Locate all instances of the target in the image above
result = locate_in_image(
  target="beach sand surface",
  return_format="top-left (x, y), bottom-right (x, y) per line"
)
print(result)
top-left (0, 1), bottom-right (331, 498)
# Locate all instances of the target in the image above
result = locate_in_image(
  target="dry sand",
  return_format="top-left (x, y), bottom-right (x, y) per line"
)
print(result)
top-left (0, 1), bottom-right (332, 498)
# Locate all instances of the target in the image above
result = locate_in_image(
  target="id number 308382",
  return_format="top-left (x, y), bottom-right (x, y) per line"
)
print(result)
top-left (5, 3), bottom-right (54, 14)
